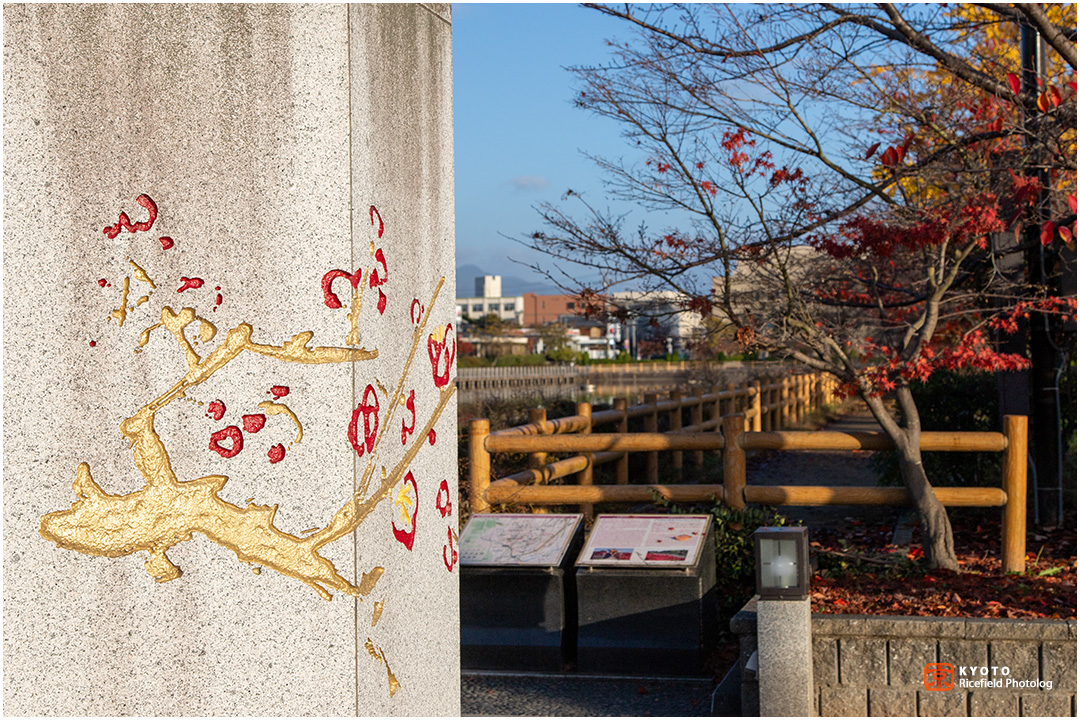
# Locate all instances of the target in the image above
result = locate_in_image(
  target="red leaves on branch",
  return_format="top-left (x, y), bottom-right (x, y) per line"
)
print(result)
top-left (814, 193), bottom-right (1003, 260)
top-left (848, 332), bottom-right (1030, 397)
top-left (864, 142), bottom-right (881, 160)
top-left (720, 127), bottom-right (754, 151)
top-left (1050, 86), bottom-right (1062, 108)
top-left (989, 297), bottom-right (1078, 335)
top-left (1008, 169), bottom-right (1042, 210)
top-left (701, 180), bottom-right (717, 196)
top-left (719, 127), bottom-right (757, 170)
top-left (769, 166), bottom-right (805, 188)
top-left (1037, 91), bottom-right (1051, 112)
top-left (1007, 72), bottom-right (1021, 94)
top-left (1040, 220), bottom-right (1056, 246)
top-left (682, 295), bottom-right (713, 319)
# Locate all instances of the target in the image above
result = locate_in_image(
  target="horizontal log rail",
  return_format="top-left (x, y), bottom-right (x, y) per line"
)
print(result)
top-left (743, 431), bottom-right (1008, 453)
top-left (466, 373), bottom-right (1028, 572)
top-left (486, 432), bottom-right (726, 454)
top-left (486, 481), bottom-right (727, 505)
top-left (500, 451), bottom-right (623, 486)
top-left (484, 483), bottom-right (1006, 508)
top-left (486, 430), bottom-right (1008, 455)
top-left (743, 485), bottom-right (1007, 508)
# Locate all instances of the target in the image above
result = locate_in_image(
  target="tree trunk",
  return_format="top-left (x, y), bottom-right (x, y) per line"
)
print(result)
top-left (863, 389), bottom-right (960, 571)
top-left (894, 436), bottom-right (959, 571)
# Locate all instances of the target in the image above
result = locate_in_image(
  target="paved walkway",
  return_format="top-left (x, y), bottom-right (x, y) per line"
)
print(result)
top-left (462, 673), bottom-right (715, 717)
top-left (746, 403), bottom-right (896, 528)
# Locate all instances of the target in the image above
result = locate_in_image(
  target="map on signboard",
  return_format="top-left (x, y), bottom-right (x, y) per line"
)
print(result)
top-left (459, 514), bottom-right (582, 567)
top-left (577, 515), bottom-right (711, 567)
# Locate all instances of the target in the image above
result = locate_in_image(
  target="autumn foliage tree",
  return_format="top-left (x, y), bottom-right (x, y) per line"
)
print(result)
top-left (528, 3), bottom-right (1076, 570)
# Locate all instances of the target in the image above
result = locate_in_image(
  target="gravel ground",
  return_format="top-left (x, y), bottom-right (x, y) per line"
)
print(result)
top-left (462, 673), bottom-right (715, 717)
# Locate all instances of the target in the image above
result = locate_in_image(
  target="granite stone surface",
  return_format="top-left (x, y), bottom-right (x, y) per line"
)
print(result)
top-left (733, 598), bottom-right (1076, 717)
top-left (868, 686), bottom-right (916, 717)
top-left (812, 635), bottom-right (839, 686)
top-left (819, 686), bottom-right (868, 717)
top-left (887, 638), bottom-right (937, 686)
top-left (757, 598), bottom-right (814, 716)
top-left (938, 639), bottom-right (990, 672)
top-left (1042, 640), bottom-right (1078, 691)
top-left (916, 689), bottom-right (968, 717)
top-left (969, 690), bottom-right (1020, 717)
top-left (1020, 692), bottom-right (1073, 717)
top-left (3, 4), bottom-right (456, 715)
top-left (839, 637), bottom-right (888, 686)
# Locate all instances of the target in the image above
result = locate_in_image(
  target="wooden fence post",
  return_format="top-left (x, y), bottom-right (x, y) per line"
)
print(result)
top-left (670, 389), bottom-right (683, 480)
top-left (1002, 414), bottom-right (1028, 573)
top-left (723, 414), bottom-right (747, 509)
top-left (529, 407), bottom-right (550, 514)
top-left (614, 397), bottom-right (629, 485)
top-left (691, 392), bottom-right (704, 469)
top-left (751, 379), bottom-right (762, 432)
top-left (798, 375), bottom-right (807, 423)
top-left (766, 378), bottom-right (776, 432)
top-left (577, 401), bottom-right (594, 520)
top-left (528, 407), bottom-right (548, 470)
top-left (781, 376), bottom-right (790, 427)
top-left (645, 392), bottom-right (659, 484)
top-left (709, 385), bottom-right (720, 459)
top-left (726, 381), bottom-right (736, 416)
top-left (468, 419), bottom-right (491, 514)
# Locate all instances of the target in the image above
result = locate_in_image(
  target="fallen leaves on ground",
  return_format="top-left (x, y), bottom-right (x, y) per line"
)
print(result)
top-left (809, 511), bottom-right (1076, 620)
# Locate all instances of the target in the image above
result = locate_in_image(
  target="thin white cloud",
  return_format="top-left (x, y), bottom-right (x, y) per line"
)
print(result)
top-left (507, 175), bottom-right (551, 193)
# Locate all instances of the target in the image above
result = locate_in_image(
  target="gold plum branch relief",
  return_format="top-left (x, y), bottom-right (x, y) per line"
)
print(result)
top-left (40, 196), bottom-right (454, 696)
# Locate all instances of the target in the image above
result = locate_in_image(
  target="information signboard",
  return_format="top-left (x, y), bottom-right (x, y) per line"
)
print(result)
top-left (576, 514), bottom-right (711, 567)
top-left (459, 513), bottom-right (583, 567)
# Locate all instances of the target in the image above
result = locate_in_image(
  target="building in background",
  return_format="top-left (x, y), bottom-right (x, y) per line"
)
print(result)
top-left (612, 290), bottom-right (706, 358)
top-left (523, 292), bottom-right (585, 326)
top-left (459, 278), bottom-right (714, 360)
top-left (474, 274), bottom-right (502, 298)
top-left (456, 274), bottom-right (524, 324)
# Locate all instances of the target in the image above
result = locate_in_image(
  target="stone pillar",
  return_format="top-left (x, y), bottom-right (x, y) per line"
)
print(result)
top-left (4, 4), bottom-right (456, 716)
top-left (757, 598), bottom-right (814, 717)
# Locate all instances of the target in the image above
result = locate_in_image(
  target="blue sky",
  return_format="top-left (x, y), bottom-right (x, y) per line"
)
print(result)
top-left (453, 3), bottom-right (636, 295)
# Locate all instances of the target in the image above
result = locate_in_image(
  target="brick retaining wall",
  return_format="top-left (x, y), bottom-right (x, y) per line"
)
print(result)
top-left (731, 598), bottom-right (1076, 717)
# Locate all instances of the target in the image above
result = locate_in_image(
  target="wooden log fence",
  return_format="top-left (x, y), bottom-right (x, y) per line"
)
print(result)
top-left (466, 371), bottom-right (1030, 573)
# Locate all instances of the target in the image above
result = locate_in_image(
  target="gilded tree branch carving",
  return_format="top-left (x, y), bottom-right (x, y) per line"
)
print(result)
top-left (40, 196), bottom-right (455, 609)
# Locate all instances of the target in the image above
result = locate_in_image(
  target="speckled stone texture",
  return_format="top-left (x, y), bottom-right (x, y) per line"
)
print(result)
top-left (733, 603), bottom-right (1076, 717)
top-left (757, 598), bottom-right (814, 716)
top-left (4, 4), bottom-right (456, 716)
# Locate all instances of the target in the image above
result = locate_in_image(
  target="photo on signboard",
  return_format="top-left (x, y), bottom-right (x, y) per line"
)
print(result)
top-left (644, 549), bottom-right (688, 562)
top-left (590, 547), bottom-right (633, 561)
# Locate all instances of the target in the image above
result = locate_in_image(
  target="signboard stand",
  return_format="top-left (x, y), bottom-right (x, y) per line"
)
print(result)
top-left (459, 514), bottom-right (584, 672)
top-left (574, 515), bottom-right (717, 676)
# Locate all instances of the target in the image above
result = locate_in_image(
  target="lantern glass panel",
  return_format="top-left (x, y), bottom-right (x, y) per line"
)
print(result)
top-left (759, 538), bottom-right (798, 589)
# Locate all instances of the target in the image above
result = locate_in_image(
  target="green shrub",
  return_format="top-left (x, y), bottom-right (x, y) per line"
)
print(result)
top-left (493, 354), bottom-right (547, 367)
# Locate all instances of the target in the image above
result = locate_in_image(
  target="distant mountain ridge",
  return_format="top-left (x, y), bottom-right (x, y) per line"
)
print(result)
top-left (455, 264), bottom-right (562, 296)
